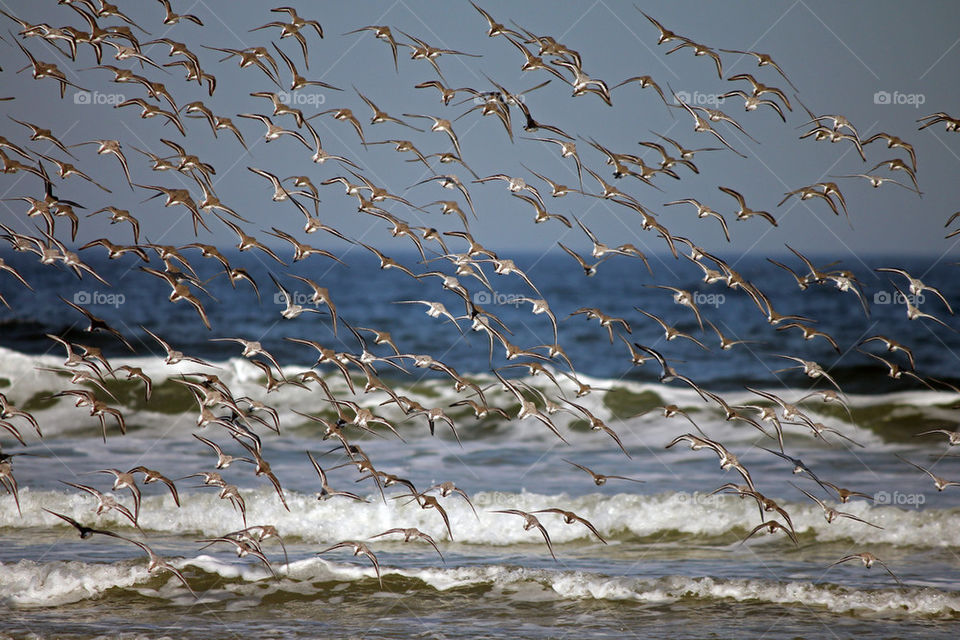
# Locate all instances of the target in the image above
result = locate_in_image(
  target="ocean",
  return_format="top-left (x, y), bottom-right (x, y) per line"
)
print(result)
top-left (2, 253), bottom-right (960, 639)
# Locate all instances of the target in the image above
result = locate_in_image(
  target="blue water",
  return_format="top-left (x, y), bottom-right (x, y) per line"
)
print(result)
top-left (3, 251), bottom-right (959, 391)
top-left (3, 251), bottom-right (960, 640)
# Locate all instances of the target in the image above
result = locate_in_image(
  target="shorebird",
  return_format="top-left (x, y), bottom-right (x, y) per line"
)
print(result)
top-left (343, 25), bottom-right (400, 71)
top-left (370, 527), bottom-right (445, 561)
top-left (251, 8), bottom-right (323, 65)
top-left (138, 266), bottom-right (212, 330)
top-left (666, 433), bottom-right (755, 491)
top-left (402, 113), bottom-right (463, 158)
top-left (636, 309), bottom-right (708, 349)
top-left (776, 322), bottom-right (840, 353)
top-left (91, 468), bottom-right (142, 523)
top-left (741, 519), bottom-right (799, 546)
top-left (196, 535), bottom-right (277, 578)
top-left (811, 480), bottom-right (872, 505)
top-left (398, 28), bottom-right (481, 79)
top-left (426, 481), bottom-right (478, 518)
top-left (269, 44), bottom-right (339, 96)
top-left (128, 466), bottom-right (180, 506)
top-left (559, 398), bottom-right (631, 457)
top-left (562, 459), bottom-right (643, 486)
top-left (491, 509), bottom-right (557, 560)
top-left (611, 75), bottom-right (669, 110)
top-left (395, 300), bottom-right (463, 333)
top-left (558, 242), bottom-right (609, 276)
top-left (68, 139), bottom-right (134, 189)
top-left (157, 0), bottom-right (202, 25)
top-left (638, 9), bottom-right (687, 45)
top-left (511, 192), bottom-right (572, 227)
top-left (704, 320), bottom-right (760, 351)
top-left (59, 296), bottom-right (134, 350)
top-left (43, 509), bottom-right (122, 539)
top-left (720, 49), bottom-right (798, 91)
top-left (772, 355), bottom-right (843, 392)
top-left (758, 446), bottom-right (831, 492)
top-left (856, 349), bottom-right (932, 389)
top-left (140, 326), bottom-right (214, 366)
top-left (651, 131), bottom-right (722, 163)
top-left (666, 40), bottom-right (724, 78)
top-left (0, 458), bottom-right (22, 514)
top-left (522, 136), bottom-right (584, 188)
top-left (354, 87), bottom-right (421, 131)
top-left (533, 508), bottom-right (606, 544)
top-left (915, 428), bottom-right (960, 447)
top-left (12, 37), bottom-right (88, 98)
top-left (672, 93), bottom-right (747, 158)
top-left (308, 451), bottom-right (368, 502)
top-left (268, 273), bottom-right (325, 320)
top-left (502, 34), bottom-right (568, 83)
top-left (718, 186), bottom-right (776, 226)
top-left (237, 113), bottom-right (309, 147)
top-left (868, 158), bottom-right (919, 191)
top-left (897, 455), bottom-right (960, 491)
top-left (664, 199), bottom-right (729, 241)
top-left (832, 173), bottom-right (922, 196)
top-left (862, 132), bottom-right (917, 171)
top-left (889, 282), bottom-right (954, 330)
top-left (317, 541), bottom-right (382, 587)
top-left (570, 307), bottom-right (631, 344)
top-left (632, 343), bottom-right (711, 401)
top-left (469, 1), bottom-right (521, 38)
top-left (876, 267), bottom-right (953, 314)
top-left (225, 525), bottom-right (289, 568)
top-left (827, 553), bottom-right (903, 587)
top-left (60, 480), bottom-right (139, 528)
top-left (115, 98), bottom-right (185, 135)
top-left (573, 217), bottom-right (653, 271)
top-left (792, 484), bottom-right (882, 528)
top-left (917, 112), bottom-right (960, 133)
top-left (493, 373), bottom-right (566, 443)
top-left (7, 117), bottom-right (76, 158)
top-left (193, 434), bottom-right (253, 470)
top-left (411, 174), bottom-right (477, 218)
top-left (116, 532), bottom-right (198, 596)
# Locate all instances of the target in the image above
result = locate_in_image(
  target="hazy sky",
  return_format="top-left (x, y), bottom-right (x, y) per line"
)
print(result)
top-left (1, 0), bottom-right (959, 265)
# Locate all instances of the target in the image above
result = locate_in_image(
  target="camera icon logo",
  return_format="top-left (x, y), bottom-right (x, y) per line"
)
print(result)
top-left (73, 291), bottom-right (91, 304)
top-left (874, 91), bottom-right (891, 105)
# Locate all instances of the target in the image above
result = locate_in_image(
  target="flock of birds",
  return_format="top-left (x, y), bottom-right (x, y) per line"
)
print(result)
top-left (0, 1), bottom-right (958, 596)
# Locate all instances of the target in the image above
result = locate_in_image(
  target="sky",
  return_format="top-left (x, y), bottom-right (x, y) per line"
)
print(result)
top-left (0, 0), bottom-right (959, 265)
